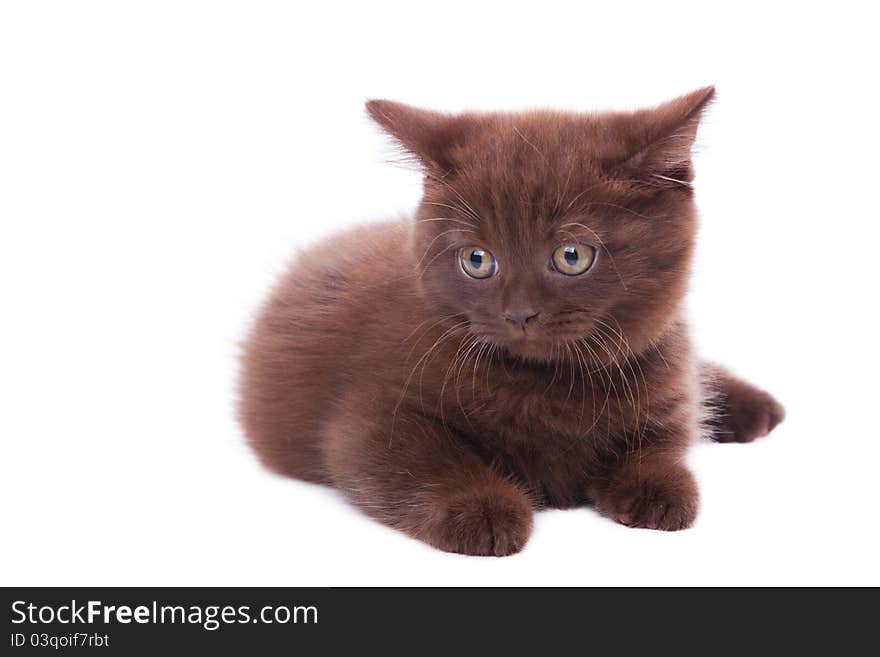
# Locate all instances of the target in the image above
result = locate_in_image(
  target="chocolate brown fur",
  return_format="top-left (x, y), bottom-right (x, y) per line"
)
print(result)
top-left (238, 88), bottom-right (785, 556)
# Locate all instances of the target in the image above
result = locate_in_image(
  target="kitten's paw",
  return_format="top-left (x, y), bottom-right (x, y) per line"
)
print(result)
top-left (711, 384), bottom-right (785, 443)
top-left (593, 466), bottom-right (698, 531)
top-left (430, 482), bottom-right (533, 556)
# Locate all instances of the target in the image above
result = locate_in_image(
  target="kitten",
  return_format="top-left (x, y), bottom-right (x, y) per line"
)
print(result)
top-left (238, 87), bottom-right (785, 556)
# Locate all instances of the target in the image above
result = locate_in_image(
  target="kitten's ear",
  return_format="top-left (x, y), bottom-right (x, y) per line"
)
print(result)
top-left (621, 86), bottom-right (715, 185)
top-left (366, 100), bottom-right (470, 173)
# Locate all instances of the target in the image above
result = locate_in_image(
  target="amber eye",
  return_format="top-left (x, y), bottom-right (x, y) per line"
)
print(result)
top-left (459, 246), bottom-right (497, 279)
top-left (552, 243), bottom-right (597, 276)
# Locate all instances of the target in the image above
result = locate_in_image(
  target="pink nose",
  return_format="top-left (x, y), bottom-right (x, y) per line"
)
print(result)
top-left (503, 310), bottom-right (538, 329)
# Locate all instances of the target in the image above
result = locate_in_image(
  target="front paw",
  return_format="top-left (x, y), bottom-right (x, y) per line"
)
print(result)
top-left (593, 466), bottom-right (698, 531)
top-left (430, 482), bottom-right (533, 556)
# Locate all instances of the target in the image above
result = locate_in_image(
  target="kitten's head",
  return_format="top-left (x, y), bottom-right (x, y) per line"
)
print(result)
top-left (367, 88), bottom-right (714, 362)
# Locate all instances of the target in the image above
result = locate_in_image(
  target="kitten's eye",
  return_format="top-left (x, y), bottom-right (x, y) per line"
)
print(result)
top-left (552, 243), bottom-right (597, 276)
top-left (459, 247), bottom-right (498, 279)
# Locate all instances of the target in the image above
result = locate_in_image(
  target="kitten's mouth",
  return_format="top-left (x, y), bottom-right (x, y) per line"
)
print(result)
top-left (487, 326), bottom-right (596, 363)
top-left (470, 320), bottom-right (587, 361)
top-left (493, 331), bottom-right (554, 360)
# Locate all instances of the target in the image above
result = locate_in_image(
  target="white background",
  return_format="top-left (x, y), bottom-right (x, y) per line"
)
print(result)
top-left (2, 1), bottom-right (878, 586)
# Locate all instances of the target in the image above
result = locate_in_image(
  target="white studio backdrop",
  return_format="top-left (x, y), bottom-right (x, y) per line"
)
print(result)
top-left (1, 1), bottom-right (878, 585)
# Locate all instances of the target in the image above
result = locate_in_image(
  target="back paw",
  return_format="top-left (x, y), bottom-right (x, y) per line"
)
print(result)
top-left (704, 365), bottom-right (785, 443)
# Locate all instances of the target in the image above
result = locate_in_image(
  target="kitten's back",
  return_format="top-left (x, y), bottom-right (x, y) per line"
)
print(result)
top-left (238, 219), bottom-right (415, 481)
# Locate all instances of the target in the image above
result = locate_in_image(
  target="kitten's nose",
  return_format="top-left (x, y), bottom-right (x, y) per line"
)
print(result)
top-left (503, 310), bottom-right (539, 329)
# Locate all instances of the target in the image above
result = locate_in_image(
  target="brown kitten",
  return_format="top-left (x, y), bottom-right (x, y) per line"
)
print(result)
top-left (238, 87), bottom-right (785, 556)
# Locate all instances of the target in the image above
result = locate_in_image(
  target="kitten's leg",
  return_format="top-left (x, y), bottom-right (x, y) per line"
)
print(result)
top-left (587, 449), bottom-right (699, 531)
top-left (322, 407), bottom-right (533, 556)
top-left (701, 362), bottom-right (785, 443)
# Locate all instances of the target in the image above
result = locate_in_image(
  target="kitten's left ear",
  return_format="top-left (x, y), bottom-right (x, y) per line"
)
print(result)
top-left (366, 99), bottom-right (471, 174)
top-left (622, 86), bottom-right (715, 185)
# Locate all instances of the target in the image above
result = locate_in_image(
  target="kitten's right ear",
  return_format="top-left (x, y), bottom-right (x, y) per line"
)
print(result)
top-left (366, 100), bottom-right (469, 174)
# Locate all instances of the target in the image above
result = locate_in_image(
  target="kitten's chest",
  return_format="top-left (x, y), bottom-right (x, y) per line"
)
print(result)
top-left (446, 358), bottom-right (620, 440)
top-left (436, 359), bottom-right (629, 505)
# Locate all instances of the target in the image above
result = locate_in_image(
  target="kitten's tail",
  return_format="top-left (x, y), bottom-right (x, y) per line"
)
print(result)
top-left (699, 361), bottom-right (785, 443)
